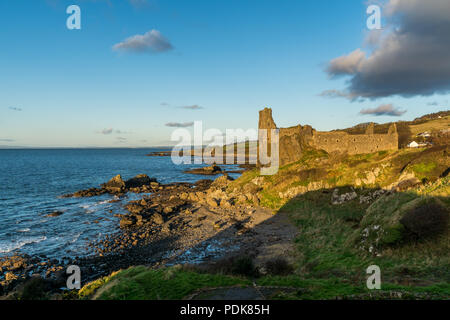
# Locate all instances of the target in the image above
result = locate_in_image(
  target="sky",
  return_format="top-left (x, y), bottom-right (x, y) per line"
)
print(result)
top-left (0, 0), bottom-right (449, 147)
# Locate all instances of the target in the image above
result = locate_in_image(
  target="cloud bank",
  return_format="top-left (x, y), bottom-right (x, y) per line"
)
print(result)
top-left (179, 105), bottom-right (203, 110)
top-left (8, 107), bottom-right (22, 111)
top-left (100, 128), bottom-right (113, 135)
top-left (359, 104), bottom-right (406, 116)
top-left (324, 0), bottom-right (450, 100)
top-left (165, 122), bottom-right (194, 128)
top-left (113, 30), bottom-right (173, 54)
top-left (98, 128), bottom-right (130, 135)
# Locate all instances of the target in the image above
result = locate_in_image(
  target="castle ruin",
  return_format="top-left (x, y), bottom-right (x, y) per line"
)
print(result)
top-left (258, 108), bottom-right (399, 166)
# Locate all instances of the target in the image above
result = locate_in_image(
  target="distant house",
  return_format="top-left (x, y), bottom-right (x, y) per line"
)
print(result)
top-left (408, 141), bottom-right (431, 148)
top-left (417, 131), bottom-right (431, 138)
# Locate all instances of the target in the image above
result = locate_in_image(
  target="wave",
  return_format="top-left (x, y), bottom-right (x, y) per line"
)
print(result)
top-left (69, 232), bottom-right (82, 244)
top-left (0, 236), bottom-right (47, 253)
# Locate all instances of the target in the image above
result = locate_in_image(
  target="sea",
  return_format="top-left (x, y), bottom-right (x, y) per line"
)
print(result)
top-left (0, 148), bottom-right (241, 260)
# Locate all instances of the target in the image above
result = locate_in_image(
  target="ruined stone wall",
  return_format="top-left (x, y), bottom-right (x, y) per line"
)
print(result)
top-left (310, 130), bottom-right (398, 155)
top-left (258, 107), bottom-right (399, 166)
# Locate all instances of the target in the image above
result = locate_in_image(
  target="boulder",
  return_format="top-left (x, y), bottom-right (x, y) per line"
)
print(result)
top-left (5, 272), bottom-right (18, 282)
top-left (150, 182), bottom-right (160, 188)
top-left (203, 165), bottom-right (222, 173)
top-left (119, 216), bottom-right (135, 228)
top-left (331, 189), bottom-right (358, 205)
top-left (184, 165), bottom-right (223, 175)
top-left (163, 206), bottom-right (174, 214)
top-left (125, 203), bottom-right (145, 214)
top-left (152, 213), bottom-right (164, 225)
top-left (220, 199), bottom-right (234, 208)
top-left (207, 198), bottom-right (219, 208)
top-left (211, 174), bottom-right (234, 189)
top-left (46, 211), bottom-right (64, 217)
top-left (251, 177), bottom-right (264, 186)
top-left (102, 175), bottom-right (125, 193)
top-left (125, 174), bottom-right (156, 189)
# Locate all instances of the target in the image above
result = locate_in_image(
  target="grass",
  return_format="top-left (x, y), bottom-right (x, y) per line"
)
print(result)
top-left (78, 145), bottom-right (449, 300)
top-left (256, 276), bottom-right (450, 299)
top-left (231, 146), bottom-right (449, 298)
top-left (78, 265), bottom-right (250, 300)
top-left (283, 187), bottom-right (449, 280)
top-left (409, 115), bottom-right (450, 136)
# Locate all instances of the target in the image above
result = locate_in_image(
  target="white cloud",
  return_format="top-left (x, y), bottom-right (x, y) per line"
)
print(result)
top-left (113, 30), bottom-right (173, 54)
top-left (179, 105), bottom-right (203, 110)
top-left (324, 0), bottom-right (450, 99)
top-left (359, 104), bottom-right (406, 116)
top-left (326, 49), bottom-right (365, 77)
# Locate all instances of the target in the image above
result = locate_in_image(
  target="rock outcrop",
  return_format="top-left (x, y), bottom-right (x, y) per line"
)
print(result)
top-left (63, 174), bottom-right (159, 198)
top-left (102, 175), bottom-right (126, 193)
top-left (184, 165), bottom-right (222, 175)
top-left (125, 174), bottom-right (156, 189)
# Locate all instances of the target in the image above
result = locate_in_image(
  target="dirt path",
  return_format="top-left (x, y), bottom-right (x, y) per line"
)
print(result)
top-left (186, 285), bottom-right (298, 300)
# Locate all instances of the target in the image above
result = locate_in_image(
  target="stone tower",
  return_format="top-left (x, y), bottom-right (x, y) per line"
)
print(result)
top-left (258, 107), bottom-right (277, 130)
top-left (258, 107), bottom-right (277, 165)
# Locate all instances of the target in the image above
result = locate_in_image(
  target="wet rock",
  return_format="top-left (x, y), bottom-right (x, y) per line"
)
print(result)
top-left (150, 182), bottom-right (160, 188)
top-left (125, 203), bottom-right (145, 214)
top-left (152, 213), bottom-right (164, 225)
top-left (184, 165), bottom-right (222, 175)
top-left (0, 255), bottom-right (29, 271)
top-left (163, 206), bottom-right (174, 214)
top-left (120, 216), bottom-right (135, 228)
top-left (5, 272), bottom-right (18, 282)
top-left (46, 211), bottom-right (64, 217)
top-left (146, 151), bottom-right (172, 157)
top-left (125, 174), bottom-right (156, 189)
top-left (69, 188), bottom-right (106, 198)
top-left (102, 175), bottom-right (126, 193)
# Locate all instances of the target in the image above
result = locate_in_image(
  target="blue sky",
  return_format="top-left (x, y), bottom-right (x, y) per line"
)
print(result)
top-left (0, 0), bottom-right (448, 147)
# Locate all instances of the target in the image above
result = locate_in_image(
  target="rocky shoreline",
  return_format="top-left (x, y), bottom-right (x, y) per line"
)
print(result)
top-left (0, 167), bottom-right (296, 299)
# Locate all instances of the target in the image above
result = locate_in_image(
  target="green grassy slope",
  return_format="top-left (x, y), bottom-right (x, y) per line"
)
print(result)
top-left (77, 146), bottom-right (449, 300)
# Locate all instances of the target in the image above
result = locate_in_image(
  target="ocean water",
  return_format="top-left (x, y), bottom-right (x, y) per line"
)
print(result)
top-left (0, 148), bottom-right (240, 260)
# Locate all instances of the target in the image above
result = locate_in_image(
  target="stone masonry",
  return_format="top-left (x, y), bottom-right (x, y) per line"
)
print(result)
top-left (258, 108), bottom-right (399, 166)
